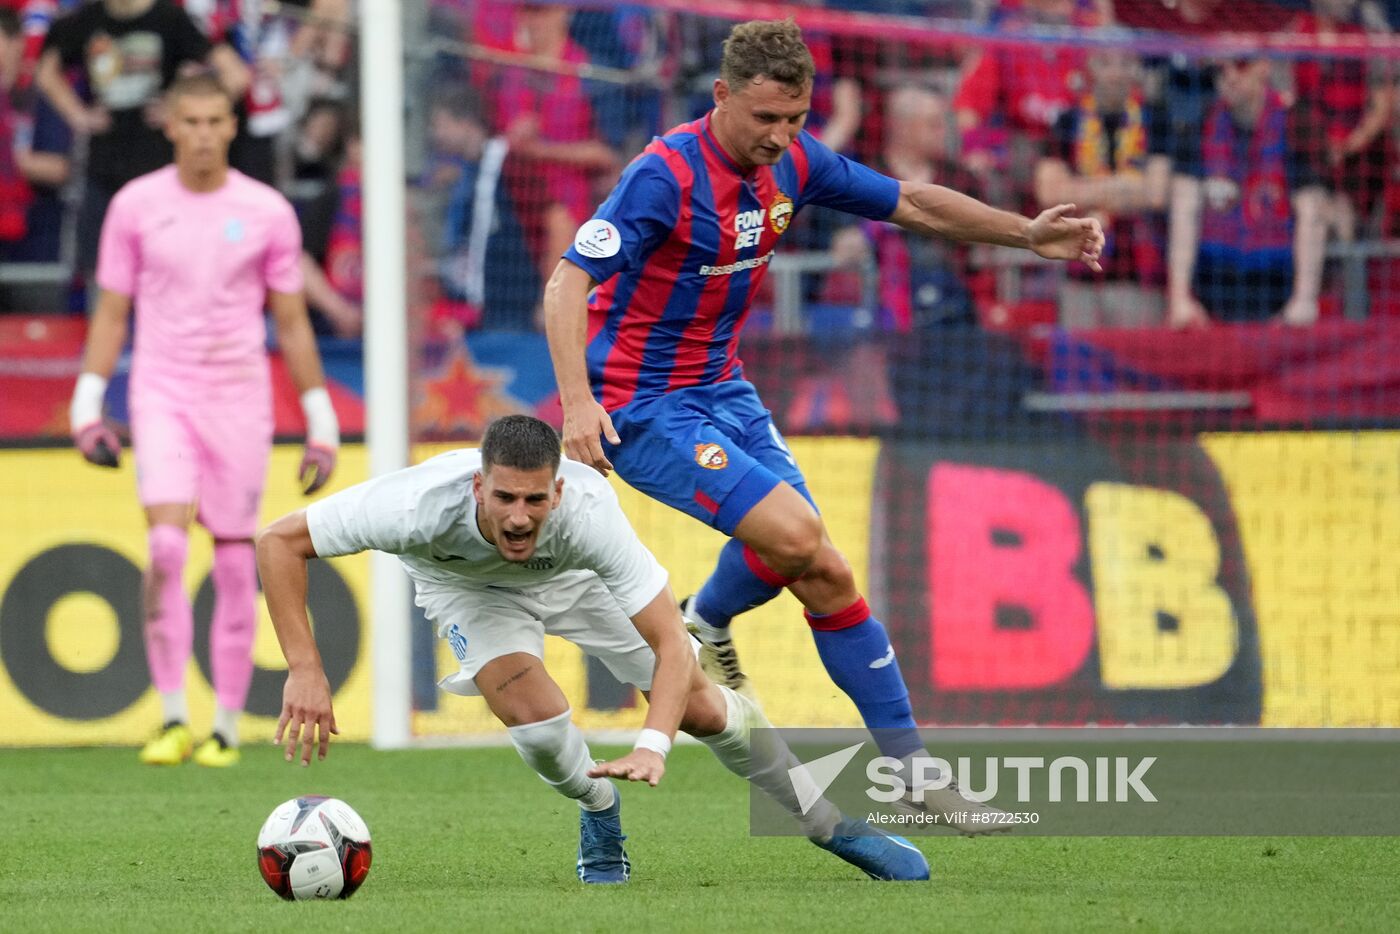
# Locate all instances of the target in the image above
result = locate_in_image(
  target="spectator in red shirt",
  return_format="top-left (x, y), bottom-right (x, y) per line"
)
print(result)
top-left (1111, 0), bottom-right (1294, 32)
top-left (1036, 48), bottom-right (1172, 328)
top-left (954, 0), bottom-right (1085, 208)
top-left (0, 0), bottom-right (80, 89)
top-left (0, 7), bottom-right (73, 290)
top-left (485, 2), bottom-right (619, 285)
top-left (0, 8), bottom-right (34, 251)
top-left (1289, 0), bottom-right (1394, 239)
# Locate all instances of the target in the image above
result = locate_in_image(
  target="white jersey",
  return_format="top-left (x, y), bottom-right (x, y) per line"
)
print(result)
top-left (305, 449), bottom-right (668, 618)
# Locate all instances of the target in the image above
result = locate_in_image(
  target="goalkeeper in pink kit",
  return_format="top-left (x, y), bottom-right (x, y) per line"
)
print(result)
top-left (69, 73), bottom-right (340, 767)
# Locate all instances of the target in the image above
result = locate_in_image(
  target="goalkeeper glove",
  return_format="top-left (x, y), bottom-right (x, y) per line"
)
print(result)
top-left (299, 387), bottom-right (340, 495)
top-left (70, 372), bottom-right (121, 468)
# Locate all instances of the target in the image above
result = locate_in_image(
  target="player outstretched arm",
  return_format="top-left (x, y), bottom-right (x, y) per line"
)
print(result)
top-left (588, 585), bottom-right (698, 787)
top-left (888, 181), bottom-right (1105, 271)
top-left (543, 259), bottom-right (619, 475)
top-left (268, 290), bottom-right (340, 494)
top-left (69, 288), bottom-right (132, 467)
top-left (255, 510), bottom-right (339, 765)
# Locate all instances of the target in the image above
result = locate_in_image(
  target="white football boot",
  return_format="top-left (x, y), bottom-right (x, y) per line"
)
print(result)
top-left (896, 768), bottom-right (1012, 836)
top-left (680, 595), bottom-right (758, 702)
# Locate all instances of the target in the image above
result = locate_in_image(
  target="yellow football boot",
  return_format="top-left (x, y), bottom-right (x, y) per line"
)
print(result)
top-left (138, 722), bottom-right (193, 766)
top-left (193, 735), bottom-right (241, 768)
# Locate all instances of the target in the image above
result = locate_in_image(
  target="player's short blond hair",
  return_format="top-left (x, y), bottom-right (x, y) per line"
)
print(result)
top-left (165, 72), bottom-right (235, 107)
top-left (720, 19), bottom-right (815, 94)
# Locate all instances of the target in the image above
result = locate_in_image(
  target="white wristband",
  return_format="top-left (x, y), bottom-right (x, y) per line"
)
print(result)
top-left (70, 372), bottom-right (108, 433)
top-left (633, 728), bottom-right (671, 759)
top-left (300, 387), bottom-right (340, 449)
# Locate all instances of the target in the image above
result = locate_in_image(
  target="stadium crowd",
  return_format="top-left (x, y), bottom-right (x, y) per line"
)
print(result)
top-left (0, 0), bottom-right (1397, 332)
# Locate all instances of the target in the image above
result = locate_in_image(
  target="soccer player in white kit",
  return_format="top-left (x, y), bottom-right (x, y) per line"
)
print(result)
top-left (68, 73), bottom-right (340, 768)
top-left (254, 415), bottom-right (930, 884)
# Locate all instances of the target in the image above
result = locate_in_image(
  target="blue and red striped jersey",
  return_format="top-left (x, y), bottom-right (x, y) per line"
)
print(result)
top-left (564, 115), bottom-right (900, 411)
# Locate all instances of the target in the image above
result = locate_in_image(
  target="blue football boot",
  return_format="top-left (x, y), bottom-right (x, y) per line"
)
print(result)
top-left (577, 792), bottom-right (631, 884)
top-left (812, 816), bottom-right (931, 881)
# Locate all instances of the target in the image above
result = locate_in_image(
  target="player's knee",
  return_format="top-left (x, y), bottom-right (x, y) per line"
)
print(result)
top-left (144, 527), bottom-right (188, 623)
top-left (805, 544), bottom-right (855, 590)
top-left (147, 525), bottom-right (188, 579)
top-left (679, 683), bottom-right (728, 738)
top-left (212, 541), bottom-right (256, 590)
top-left (496, 699), bottom-right (570, 729)
top-left (506, 709), bottom-right (575, 764)
top-left (757, 513), bottom-right (824, 579)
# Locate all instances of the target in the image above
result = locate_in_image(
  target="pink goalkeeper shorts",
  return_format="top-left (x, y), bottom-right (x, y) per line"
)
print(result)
top-left (130, 387), bottom-right (273, 539)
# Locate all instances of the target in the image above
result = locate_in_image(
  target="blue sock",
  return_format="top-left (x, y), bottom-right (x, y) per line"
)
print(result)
top-left (692, 538), bottom-right (787, 630)
top-left (694, 484), bottom-right (818, 630)
top-left (809, 601), bottom-right (923, 761)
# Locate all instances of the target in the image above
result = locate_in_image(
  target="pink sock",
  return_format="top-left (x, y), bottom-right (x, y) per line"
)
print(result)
top-left (211, 541), bottom-right (258, 712)
top-left (144, 525), bottom-right (192, 695)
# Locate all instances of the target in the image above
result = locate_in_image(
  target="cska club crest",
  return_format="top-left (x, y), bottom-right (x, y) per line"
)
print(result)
top-left (695, 443), bottom-right (729, 470)
top-left (769, 194), bottom-right (794, 234)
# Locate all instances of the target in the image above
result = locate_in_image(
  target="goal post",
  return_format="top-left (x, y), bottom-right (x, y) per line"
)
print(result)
top-left (360, 0), bottom-right (412, 749)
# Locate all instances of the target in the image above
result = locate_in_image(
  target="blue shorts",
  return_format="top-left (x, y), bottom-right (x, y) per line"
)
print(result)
top-left (605, 380), bottom-right (810, 535)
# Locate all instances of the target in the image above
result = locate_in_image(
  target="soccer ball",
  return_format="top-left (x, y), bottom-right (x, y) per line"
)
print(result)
top-left (257, 796), bottom-right (372, 900)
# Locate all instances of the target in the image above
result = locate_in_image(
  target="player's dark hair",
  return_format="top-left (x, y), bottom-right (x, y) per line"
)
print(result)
top-left (480, 415), bottom-right (562, 475)
top-left (720, 18), bottom-right (815, 94)
top-left (432, 85), bottom-right (485, 124)
top-left (165, 72), bottom-right (235, 107)
top-left (304, 96), bottom-right (348, 126)
top-left (0, 8), bottom-right (20, 39)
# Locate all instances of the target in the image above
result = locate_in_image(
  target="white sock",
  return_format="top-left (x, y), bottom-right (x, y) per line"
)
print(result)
top-left (213, 705), bottom-right (241, 747)
top-left (577, 778), bottom-right (616, 812)
top-left (695, 685), bottom-right (841, 840)
top-left (692, 617), bottom-right (730, 645)
top-left (684, 599), bottom-right (730, 644)
top-left (507, 709), bottom-right (616, 812)
top-left (160, 690), bottom-right (188, 725)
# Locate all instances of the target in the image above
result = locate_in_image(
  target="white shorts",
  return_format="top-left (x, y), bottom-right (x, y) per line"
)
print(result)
top-left (413, 570), bottom-right (659, 697)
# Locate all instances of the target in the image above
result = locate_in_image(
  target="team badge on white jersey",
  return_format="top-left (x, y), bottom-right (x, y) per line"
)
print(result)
top-left (574, 219), bottom-right (621, 258)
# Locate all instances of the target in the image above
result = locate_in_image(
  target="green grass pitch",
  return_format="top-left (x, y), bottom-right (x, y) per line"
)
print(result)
top-left (4, 744), bottom-right (1399, 933)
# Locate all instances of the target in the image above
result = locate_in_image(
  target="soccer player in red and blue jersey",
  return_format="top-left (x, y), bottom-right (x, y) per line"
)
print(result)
top-left (545, 19), bottom-right (1103, 828)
